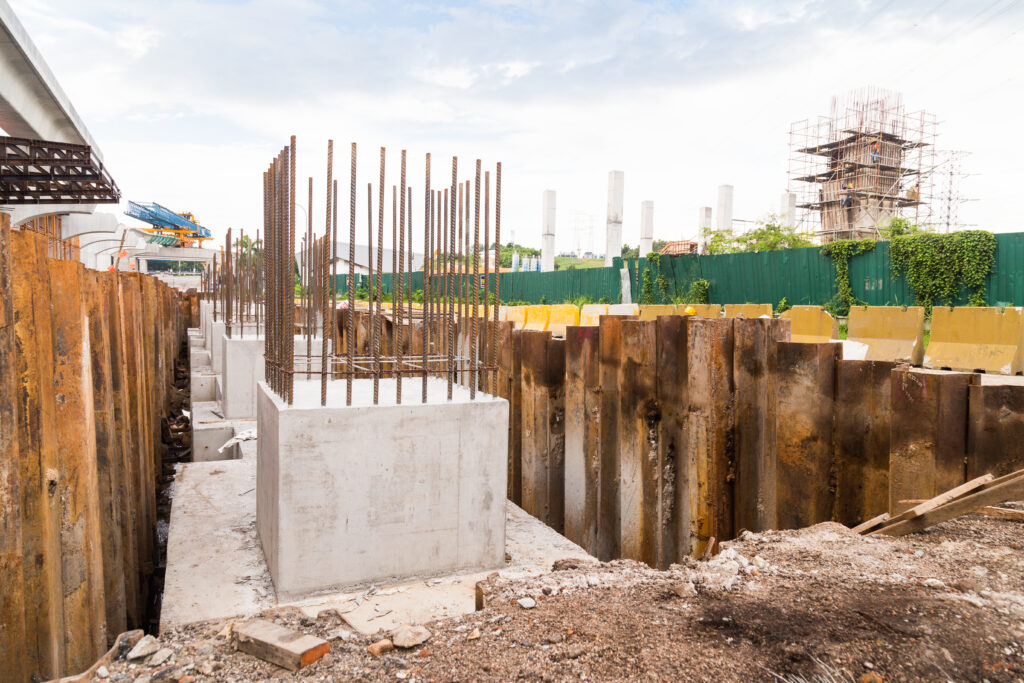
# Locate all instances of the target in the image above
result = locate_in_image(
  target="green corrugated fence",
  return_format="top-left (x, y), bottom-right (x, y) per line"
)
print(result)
top-left (327, 232), bottom-right (1024, 307)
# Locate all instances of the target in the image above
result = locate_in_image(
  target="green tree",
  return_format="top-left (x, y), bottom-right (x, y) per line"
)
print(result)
top-left (500, 242), bottom-right (541, 269)
top-left (620, 243), bottom-right (639, 259)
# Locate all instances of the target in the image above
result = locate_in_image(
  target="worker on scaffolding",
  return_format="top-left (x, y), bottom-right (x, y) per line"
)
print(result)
top-left (871, 137), bottom-right (880, 164)
top-left (840, 181), bottom-right (854, 208)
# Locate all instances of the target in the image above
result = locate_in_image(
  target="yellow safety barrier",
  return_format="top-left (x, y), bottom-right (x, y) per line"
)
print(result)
top-left (502, 306), bottom-right (528, 329)
top-left (579, 304), bottom-right (609, 326)
top-left (724, 303), bottom-right (773, 318)
top-left (639, 305), bottom-right (679, 321)
top-left (682, 303), bottom-right (721, 318)
top-left (847, 305), bottom-right (925, 364)
top-left (547, 304), bottom-right (581, 337)
top-left (608, 303), bottom-right (639, 316)
top-left (522, 305), bottom-right (551, 332)
top-left (779, 305), bottom-right (839, 343)
top-left (924, 306), bottom-right (1024, 374)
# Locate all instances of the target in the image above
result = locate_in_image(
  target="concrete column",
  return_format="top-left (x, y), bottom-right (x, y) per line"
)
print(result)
top-left (541, 190), bottom-right (556, 272)
top-left (604, 171), bottom-right (624, 266)
top-left (716, 184), bottom-right (733, 232)
top-left (697, 206), bottom-right (712, 234)
top-left (779, 191), bottom-right (797, 226)
top-left (639, 200), bottom-right (653, 257)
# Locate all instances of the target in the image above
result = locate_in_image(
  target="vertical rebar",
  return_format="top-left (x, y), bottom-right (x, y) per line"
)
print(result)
top-left (471, 159), bottom-right (481, 399)
top-left (347, 143), bottom-right (356, 405)
top-left (422, 152), bottom-right (430, 403)
top-left (374, 147), bottom-right (385, 404)
top-left (492, 162), bottom-right (502, 392)
top-left (482, 170), bottom-right (491, 394)
top-left (366, 182), bottom-right (374, 397)
top-left (321, 140), bottom-right (333, 406)
top-left (447, 157), bottom-right (457, 399)
top-left (287, 135), bottom-right (296, 404)
top-left (396, 150), bottom-right (407, 404)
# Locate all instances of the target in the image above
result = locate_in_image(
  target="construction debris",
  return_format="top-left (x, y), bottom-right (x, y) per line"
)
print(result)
top-left (864, 468), bottom-right (1024, 537)
top-left (232, 619), bottom-right (330, 671)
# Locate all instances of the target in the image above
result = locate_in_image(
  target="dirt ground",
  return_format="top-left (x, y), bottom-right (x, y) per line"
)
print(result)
top-left (91, 508), bottom-right (1024, 683)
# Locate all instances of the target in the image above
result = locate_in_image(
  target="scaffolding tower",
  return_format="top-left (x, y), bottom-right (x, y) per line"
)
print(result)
top-left (788, 88), bottom-right (939, 242)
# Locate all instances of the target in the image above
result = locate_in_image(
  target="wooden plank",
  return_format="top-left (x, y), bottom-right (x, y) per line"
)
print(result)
top-left (0, 208), bottom-right (28, 682)
top-left (889, 367), bottom-right (976, 515)
top-left (775, 341), bottom-right (841, 530)
top-left (618, 319), bottom-right (658, 566)
top-left (81, 270), bottom-right (127, 642)
top-left (967, 382), bottom-right (1024, 479)
top-left (49, 259), bottom-right (107, 669)
top-left (564, 325), bottom-right (600, 555)
top-left (834, 360), bottom-right (897, 527)
top-left (875, 469), bottom-right (1024, 536)
top-left (897, 499), bottom-right (1024, 522)
top-left (233, 619), bottom-right (330, 671)
top-left (11, 230), bottom-right (65, 679)
top-left (686, 317), bottom-right (735, 557)
top-left (732, 317), bottom-right (788, 534)
top-left (851, 512), bottom-right (890, 535)
top-left (655, 315), bottom-right (687, 565)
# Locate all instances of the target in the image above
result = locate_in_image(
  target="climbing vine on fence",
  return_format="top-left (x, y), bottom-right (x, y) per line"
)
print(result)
top-left (821, 239), bottom-right (876, 316)
top-left (889, 230), bottom-right (996, 310)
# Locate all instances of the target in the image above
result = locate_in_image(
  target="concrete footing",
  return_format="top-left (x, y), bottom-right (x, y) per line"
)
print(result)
top-left (256, 377), bottom-right (509, 599)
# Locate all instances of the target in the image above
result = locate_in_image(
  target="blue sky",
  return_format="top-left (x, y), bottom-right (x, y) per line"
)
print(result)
top-left (9, 0), bottom-right (1024, 251)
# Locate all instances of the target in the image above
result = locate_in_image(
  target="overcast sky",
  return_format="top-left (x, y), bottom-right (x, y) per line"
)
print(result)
top-left (10, 0), bottom-right (1024, 254)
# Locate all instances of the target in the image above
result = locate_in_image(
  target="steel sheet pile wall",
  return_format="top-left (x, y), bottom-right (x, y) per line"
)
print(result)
top-left (0, 217), bottom-right (185, 683)
top-left (499, 312), bottom-right (1024, 568)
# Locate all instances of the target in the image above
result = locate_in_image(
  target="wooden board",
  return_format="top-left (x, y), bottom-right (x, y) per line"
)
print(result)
top-left (234, 619), bottom-right (329, 671)
top-left (875, 469), bottom-right (1024, 537)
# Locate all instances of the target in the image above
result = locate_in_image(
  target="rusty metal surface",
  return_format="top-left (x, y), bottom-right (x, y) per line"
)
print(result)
top-left (834, 360), bottom-right (896, 527)
top-left (774, 341), bottom-right (840, 530)
top-left (563, 325), bottom-right (600, 556)
top-left (967, 382), bottom-right (1024, 480)
top-left (0, 211), bottom-right (28, 683)
top-left (732, 317), bottom-right (789, 534)
top-left (685, 316), bottom-right (735, 557)
top-left (889, 367), bottom-right (975, 514)
top-left (655, 315), bottom-right (688, 566)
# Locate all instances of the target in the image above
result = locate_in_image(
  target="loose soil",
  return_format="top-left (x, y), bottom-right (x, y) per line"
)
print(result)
top-left (92, 509), bottom-right (1024, 682)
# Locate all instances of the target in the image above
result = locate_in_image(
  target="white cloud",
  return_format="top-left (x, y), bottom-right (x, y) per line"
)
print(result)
top-left (6, 0), bottom-right (1024, 256)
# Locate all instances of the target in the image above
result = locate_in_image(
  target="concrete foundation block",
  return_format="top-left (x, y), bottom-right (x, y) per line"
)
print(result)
top-left (190, 346), bottom-right (211, 368)
top-left (257, 378), bottom-right (508, 599)
top-left (209, 321), bottom-right (226, 373)
top-left (190, 371), bottom-right (217, 404)
top-left (223, 334), bottom-right (266, 419)
top-left (191, 401), bottom-right (237, 462)
top-left (189, 329), bottom-right (204, 349)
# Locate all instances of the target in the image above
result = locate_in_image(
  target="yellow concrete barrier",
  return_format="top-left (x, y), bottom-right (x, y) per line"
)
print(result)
top-left (925, 306), bottom-right (1024, 374)
top-left (639, 305), bottom-right (679, 321)
top-left (547, 304), bottom-right (581, 337)
top-left (608, 303), bottom-right (639, 316)
top-left (579, 304), bottom-right (608, 326)
top-left (779, 306), bottom-right (839, 343)
top-left (680, 303), bottom-right (721, 318)
top-left (501, 306), bottom-right (527, 329)
top-left (847, 305), bottom-right (925, 364)
top-left (522, 305), bottom-right (551, 332)
top-left (724, 303), bottom-right (773, 318)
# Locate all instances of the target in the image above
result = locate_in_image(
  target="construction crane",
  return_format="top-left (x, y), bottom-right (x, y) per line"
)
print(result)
top-left (125, 201), bottom-right (213, 248)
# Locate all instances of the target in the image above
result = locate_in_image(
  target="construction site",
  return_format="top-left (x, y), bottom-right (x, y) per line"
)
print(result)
top-left (2, 2), bottom-right (1024, 682)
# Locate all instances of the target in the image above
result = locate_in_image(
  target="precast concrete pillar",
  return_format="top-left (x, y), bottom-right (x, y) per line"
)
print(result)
top-left (639, 200), bottom-right (653, 257)
top-left (604, 171), bottom-right (624, 266)
top-left (541, 190), bottom-right (555, 272)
